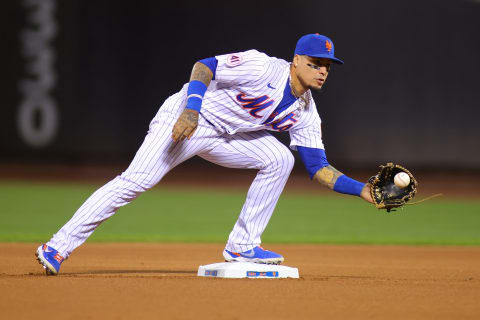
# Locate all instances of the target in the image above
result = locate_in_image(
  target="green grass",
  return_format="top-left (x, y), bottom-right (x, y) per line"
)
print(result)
top-left (1, 180), bottom-right (479, 245)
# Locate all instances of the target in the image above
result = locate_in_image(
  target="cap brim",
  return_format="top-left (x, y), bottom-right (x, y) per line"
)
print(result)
top-left (307, 54), bottom-right (344, 64)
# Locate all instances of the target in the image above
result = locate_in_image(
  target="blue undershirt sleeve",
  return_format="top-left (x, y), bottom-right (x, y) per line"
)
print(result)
top-left (297, 146), bottom-right (329, 179)
top-left (198, 57), bottom-right (218, 80)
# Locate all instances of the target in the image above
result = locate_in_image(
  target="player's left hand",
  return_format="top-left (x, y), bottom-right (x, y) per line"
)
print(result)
top-left (368, 163), bottom-right (418, 212)
top-left (360, 183), bottom-right (374, 204)
top-left (172, 109), bottom-right (199, 142)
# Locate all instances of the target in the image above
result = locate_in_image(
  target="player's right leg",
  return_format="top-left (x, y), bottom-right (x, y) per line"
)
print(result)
top-left (36, 95), bottom-right (220, 274)
top-left (36, 115), bottom-right (179, 274)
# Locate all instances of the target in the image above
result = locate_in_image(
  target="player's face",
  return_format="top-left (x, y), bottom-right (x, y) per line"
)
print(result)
top-left (295, 56), bottom-right (332, 90)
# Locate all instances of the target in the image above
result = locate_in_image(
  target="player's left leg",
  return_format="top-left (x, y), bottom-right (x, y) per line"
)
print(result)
top-left (199, 131), bottom-right (294, 262)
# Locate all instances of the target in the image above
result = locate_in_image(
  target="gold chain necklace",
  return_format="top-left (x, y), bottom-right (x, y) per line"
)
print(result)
top-left (289, 78), bottom-right (299, 98)
top-left (290, 78), bottom-right (310, 110)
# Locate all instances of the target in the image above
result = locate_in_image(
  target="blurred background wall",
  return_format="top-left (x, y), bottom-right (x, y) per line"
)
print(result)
top-left (2, 0), bottom-right (479, 171)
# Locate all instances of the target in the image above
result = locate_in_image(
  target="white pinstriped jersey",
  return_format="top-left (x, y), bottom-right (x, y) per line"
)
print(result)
top-left (163, 49), bottom-right (325, 150)
top-left (47, 49), bottom-right (323, 259)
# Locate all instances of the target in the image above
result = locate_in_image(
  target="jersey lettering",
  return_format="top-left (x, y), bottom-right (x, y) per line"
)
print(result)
top-left (236, 93), bottom-right (274, 119)
top-left (269, 112), bottom-right (298, 131)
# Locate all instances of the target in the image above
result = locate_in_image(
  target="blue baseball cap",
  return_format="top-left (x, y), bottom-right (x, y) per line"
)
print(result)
top-left (294, 34), bottom-right (344, 64)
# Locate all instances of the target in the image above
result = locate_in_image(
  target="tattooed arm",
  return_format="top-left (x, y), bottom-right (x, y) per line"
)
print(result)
top-left (313, 165), bottom-right (374, 203)
top-left (189, 61), bottom-right (215, 87)
top-left (172, 62), bottom-right (213, 142)
top-left (313, 165), bottom-right (342, 189)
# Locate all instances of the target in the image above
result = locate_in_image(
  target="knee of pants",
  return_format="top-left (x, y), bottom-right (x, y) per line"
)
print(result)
top-left (263, 149), bottom-right (295, 174)
top-left (107, 173), bottom-right (157, 200)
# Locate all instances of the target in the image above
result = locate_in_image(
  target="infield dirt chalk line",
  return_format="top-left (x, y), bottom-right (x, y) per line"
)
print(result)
top-left (198, 262), bottom-right (299, 279)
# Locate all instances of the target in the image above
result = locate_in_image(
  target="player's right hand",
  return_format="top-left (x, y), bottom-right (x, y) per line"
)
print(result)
top-left (172, 109), bottom-right (199, 142)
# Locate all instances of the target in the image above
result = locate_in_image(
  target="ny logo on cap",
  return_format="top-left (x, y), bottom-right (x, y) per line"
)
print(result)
top-left (325, 40), bottom-right (332, 52)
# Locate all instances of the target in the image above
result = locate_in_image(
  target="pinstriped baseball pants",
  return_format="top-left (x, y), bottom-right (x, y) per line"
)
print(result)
top-left (48, 106), bottom-right (294, 258)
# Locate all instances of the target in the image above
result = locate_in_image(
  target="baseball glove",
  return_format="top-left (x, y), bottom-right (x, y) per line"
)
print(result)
top-left (368, 163), bottom-right (418, 212)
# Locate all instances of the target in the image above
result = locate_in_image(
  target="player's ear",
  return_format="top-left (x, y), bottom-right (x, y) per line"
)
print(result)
top-left (293, 55), bottom-right (299, 67)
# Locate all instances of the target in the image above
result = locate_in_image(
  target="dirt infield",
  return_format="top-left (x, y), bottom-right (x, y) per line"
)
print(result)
top-left (1, 243), bottom-right (479, 319)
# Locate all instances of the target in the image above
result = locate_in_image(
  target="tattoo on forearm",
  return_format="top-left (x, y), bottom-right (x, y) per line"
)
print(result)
top-left (315, 165), bottom-right (344, 189)
top-left (190, 62), bottom-right (213, 86)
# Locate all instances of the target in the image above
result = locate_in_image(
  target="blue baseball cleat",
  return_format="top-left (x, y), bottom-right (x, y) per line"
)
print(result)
top-left (223, 246), bottom-right (284, 265)
top-left (35, 244), bottom-right (64, 275)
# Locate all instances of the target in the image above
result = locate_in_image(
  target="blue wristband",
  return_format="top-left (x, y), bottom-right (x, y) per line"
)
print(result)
top-left (186, 80), bottom-right (207, 112)
top-left (333, 175), bottom-right (365, 196)
top-left (186, 97), bottom-right (202, 112)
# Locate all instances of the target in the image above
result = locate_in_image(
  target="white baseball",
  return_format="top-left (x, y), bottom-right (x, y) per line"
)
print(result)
top-left (394, 172), bottom-right (410, 188)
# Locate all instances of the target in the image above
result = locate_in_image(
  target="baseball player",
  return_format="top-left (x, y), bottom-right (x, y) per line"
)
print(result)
top-left (36, 34), bottom-right (373, 275)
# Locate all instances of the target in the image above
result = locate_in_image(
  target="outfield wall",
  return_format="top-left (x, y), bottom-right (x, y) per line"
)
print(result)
top-left (1, 0), bottom-right (479, 169)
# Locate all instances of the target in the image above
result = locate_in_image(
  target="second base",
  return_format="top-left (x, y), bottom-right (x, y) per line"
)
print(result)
top-left (197, 262), bottom-right (299, 279)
